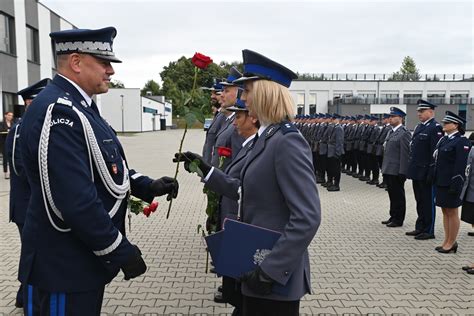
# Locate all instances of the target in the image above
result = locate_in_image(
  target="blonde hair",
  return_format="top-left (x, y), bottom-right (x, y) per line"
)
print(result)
top-left (251, 80), bottom-right (295, 125)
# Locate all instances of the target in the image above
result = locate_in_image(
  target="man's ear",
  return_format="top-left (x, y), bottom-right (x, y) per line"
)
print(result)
top-left (69, 53), bottom-right (82, 73)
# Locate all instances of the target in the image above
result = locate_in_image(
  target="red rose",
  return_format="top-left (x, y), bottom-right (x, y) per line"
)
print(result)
top-left (149, 201), bottom-right (159, 213)
top-left (143, 206), bottom-right (151, 217)
top-left (191, 52), bottom-right (213, 69)
top-left (217, 146), bottom-right (232, 158)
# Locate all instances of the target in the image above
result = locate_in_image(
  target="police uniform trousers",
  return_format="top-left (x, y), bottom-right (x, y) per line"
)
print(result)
top-left (435, 186), bottom-right (462, 208)
top-left (317, 154), bottom-right (327, 181)
top-left (412, 180), bottom-right (436, 234)
top-left (16, 223), bottom-right (24, 305)
top-left (350, 150), bottom-right (358, 173)
top-left (368, 154), bottom-right (379, 181)
top-left (222, 276), bottom-right (242, 313)
top-left (461, 200), bottom-right (474, 224)
top-left (385, 175), bottom-right (406, 225)
top-left (311, 151), bottom-right (318, 177)
top-left (23, 286), bottom-right (104, 316)
top-left (241, 295), bottom-right (299, 316)
top-left (357, 151), bottom-right (365, 175)
top-left (327, 157), bottom-right (341, 186)
top-left (377, 155), bottom-right (385, 183)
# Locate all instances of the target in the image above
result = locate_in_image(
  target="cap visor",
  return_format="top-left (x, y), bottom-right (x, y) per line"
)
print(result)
top-left (93, 54), bottom-right (122, 63)
top-left (227, 106), bottom-right (248, 112)
top-left (232, 75), bottom-right (261, 85)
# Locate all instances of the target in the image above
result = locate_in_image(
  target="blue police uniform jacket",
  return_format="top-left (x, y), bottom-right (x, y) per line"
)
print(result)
top-left (433, 132), bottom-right (471, 193)
top-left (6, 121), bottom-right (30, 225)
top-left (18, 75), bottom-right (156, 292)
top-left (407, 118), bottom-right (443, 181)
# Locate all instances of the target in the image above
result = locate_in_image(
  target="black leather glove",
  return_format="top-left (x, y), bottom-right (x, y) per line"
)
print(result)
top-left (173, 151), bottom-right (211, 176)
top-left (121, 245), bottom-right (147, 280)
top-left (240, 266), bottom-right (274, 296)
top-left (150, 176), bottom-right (179, 201)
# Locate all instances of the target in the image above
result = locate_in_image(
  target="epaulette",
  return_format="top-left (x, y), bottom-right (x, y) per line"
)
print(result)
top-left (280, 121), bottom-right (298, 135)
top-left (265, 124), bottom-right (281, 139)
top-left (56, 96), bottom-right (72, 107)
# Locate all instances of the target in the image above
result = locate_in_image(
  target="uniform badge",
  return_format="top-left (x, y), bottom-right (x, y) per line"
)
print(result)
top-left (111, 163), bottom-right (118, 174)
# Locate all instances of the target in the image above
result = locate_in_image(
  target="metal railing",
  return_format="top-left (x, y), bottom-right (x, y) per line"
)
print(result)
top-left (329, 97), bottom-right (474, 106)
top-left (296, 73), bottom-right (474, 81)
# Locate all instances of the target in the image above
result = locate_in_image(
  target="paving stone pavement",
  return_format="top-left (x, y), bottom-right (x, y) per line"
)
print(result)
top-left (0, 129), bottom-right (473, 316)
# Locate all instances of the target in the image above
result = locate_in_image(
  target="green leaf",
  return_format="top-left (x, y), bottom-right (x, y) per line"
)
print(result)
top-left (183, 105), bottom-right (190, 114)
top-left (185, 112), bottom-right (197, 127)
top-left (190, 108), bottom-right (205, 123)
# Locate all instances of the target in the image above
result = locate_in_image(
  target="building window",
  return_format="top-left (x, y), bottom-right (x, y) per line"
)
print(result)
top-left (380, 93), bottom-right (399, 104)
top-left (26, 25), bottom-right (39, 62)
top-left (358, 93), bottom-right (376, 104)
top-left (427, 93), bottom-right (445, 105)
top-left (403, 94), bottom-right (422, 104)
top-left (296, 93), bottom-right (305, 115)
top-left (450, 93), bottom-right (469, 104)
top-left (309, 93), bottom-right (316, 114)
top-left (0, 12), bottom-right (15, 54)
top-left (458, 104), bottom-right (467, 121)
top-left (143, 106), bottom-right (157, 114)
top-left (2, 92), bottom-right (16, 114)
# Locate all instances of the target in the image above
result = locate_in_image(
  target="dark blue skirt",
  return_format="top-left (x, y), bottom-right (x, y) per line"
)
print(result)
top-left (435, 186), bottom-right (462, 208)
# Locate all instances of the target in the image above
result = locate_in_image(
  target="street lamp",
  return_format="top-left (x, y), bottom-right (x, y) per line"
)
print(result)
top-left (120, 94), bottom-right (124, 132)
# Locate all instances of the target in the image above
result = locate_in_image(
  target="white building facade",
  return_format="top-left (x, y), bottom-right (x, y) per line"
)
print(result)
top-left (289, 74), bottom-right (474, 129)
top-left (0, 0), bottom-right (75, 116)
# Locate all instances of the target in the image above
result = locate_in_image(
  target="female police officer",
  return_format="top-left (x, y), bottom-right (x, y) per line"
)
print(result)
top-left (175, 50), bottom-right (321, 316)
top-left (432, 111), bottom-right (470, 253)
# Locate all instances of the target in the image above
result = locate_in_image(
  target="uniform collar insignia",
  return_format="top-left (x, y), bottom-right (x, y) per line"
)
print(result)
top-left (80, 100), bottom-right (88, 107)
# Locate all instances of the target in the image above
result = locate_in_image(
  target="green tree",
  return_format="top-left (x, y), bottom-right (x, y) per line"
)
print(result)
top-left (108, 80), bottom-right (125, 88)
top-left (141, 79), bottom-right (161, 96)
top-left (389, 56), bottom-right (421, 81)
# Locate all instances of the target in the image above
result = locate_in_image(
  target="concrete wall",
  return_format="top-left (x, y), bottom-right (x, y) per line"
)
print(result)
top-left (97, 88), bottom-right (142, 132)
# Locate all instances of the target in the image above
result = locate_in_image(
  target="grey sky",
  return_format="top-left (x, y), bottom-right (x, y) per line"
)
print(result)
top-left (41, 0), bottom-right (473, 88)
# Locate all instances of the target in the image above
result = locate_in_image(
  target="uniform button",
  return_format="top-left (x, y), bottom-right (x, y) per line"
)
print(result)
top-left (284, 271), bottom-right (289, 276)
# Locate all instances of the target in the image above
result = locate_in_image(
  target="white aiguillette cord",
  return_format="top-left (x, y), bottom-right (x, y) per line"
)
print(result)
top-left (38, 101), bottom-right (130, 232)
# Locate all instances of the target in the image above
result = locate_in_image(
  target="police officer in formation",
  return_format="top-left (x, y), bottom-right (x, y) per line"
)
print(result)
top-left (5, 78), bottom-right (51, 309)
top-left (17, 27), bottom-right (178, 315)
top-left (375, 114), bottom-right (391, 189)
top-left (365, 116), bottom-right (381, 185)
top-left (432, 111), bottom-right (471, 253)
top-left (202, 80), bottom-right (226, 163)
top-left (211, 67), bottom-right (245, 169)
top-left (406, 100), bottom-right (443, 240)
top-left (326, 114), bottom-right (344, 191)
top-left (381, 107), bottom-right (412, 227)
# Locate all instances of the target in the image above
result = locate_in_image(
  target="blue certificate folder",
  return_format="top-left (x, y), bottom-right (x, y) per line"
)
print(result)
top-left (204, 219), bottom-right (289, 296)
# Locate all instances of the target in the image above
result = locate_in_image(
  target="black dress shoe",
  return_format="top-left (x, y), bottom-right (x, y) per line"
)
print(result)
top-left (14, 300), bottom-right (23, 308)
top-left (406, 230), bottom-right (421, 236)
top-left (378, 183), bottom-right (388, 189)
top-left (367, 180), bottom-right (379, 185)
top-left (468, 232), bottom-right (474, 236)
top-left (217, 285), bottom-right (223, 292)
top-left (435, 246), bottom-right (443, 251)
top-left (381, 219), bottom-right (391, 225)
top-left (327, 185), bottom-right (340, 192)
top-left (346, 171), bottom-right (353, 176)
top-left (353, 174), bottom-right (362, 178)
top-left (386, 222), bottom-right (402, 227)
top-left (359, 176), bottom-right (370, 181)
top-left (316, 178), bottom-right (325, 184)
top-left (467, 268), bottom-right (474, 275)
top-left (214, 291), bottom-right (226, 303)
top-left (415, 233), bottom-right (435, 240)
top-left (321, 182), bottom-right (331, 187)
top-left (462, 266), bottom-right (474, 271)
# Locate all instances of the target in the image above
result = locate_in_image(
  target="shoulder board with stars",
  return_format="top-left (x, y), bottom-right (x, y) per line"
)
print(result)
top-left (279, 121), bottom-right (298, 135)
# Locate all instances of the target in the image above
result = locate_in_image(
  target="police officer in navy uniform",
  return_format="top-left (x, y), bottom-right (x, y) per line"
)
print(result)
top-left (375, 114), bottom-right (391, 189)
top-left (5, 78), bottom-right (51, 309)
top-left (327, 114), bottom-right (344, 191)
top-left (432, 111), bottom-right (471, 253)
top-left (365, 116), bottom-right (381, 185)
top-left (202, 80), bottom-right (226, 163)
top-left (381, 107), bottom-right (411, 227)
top-left (406, 100), bottom-right (443, 240)
top-left (18, 27), bottom-right (179, 315)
